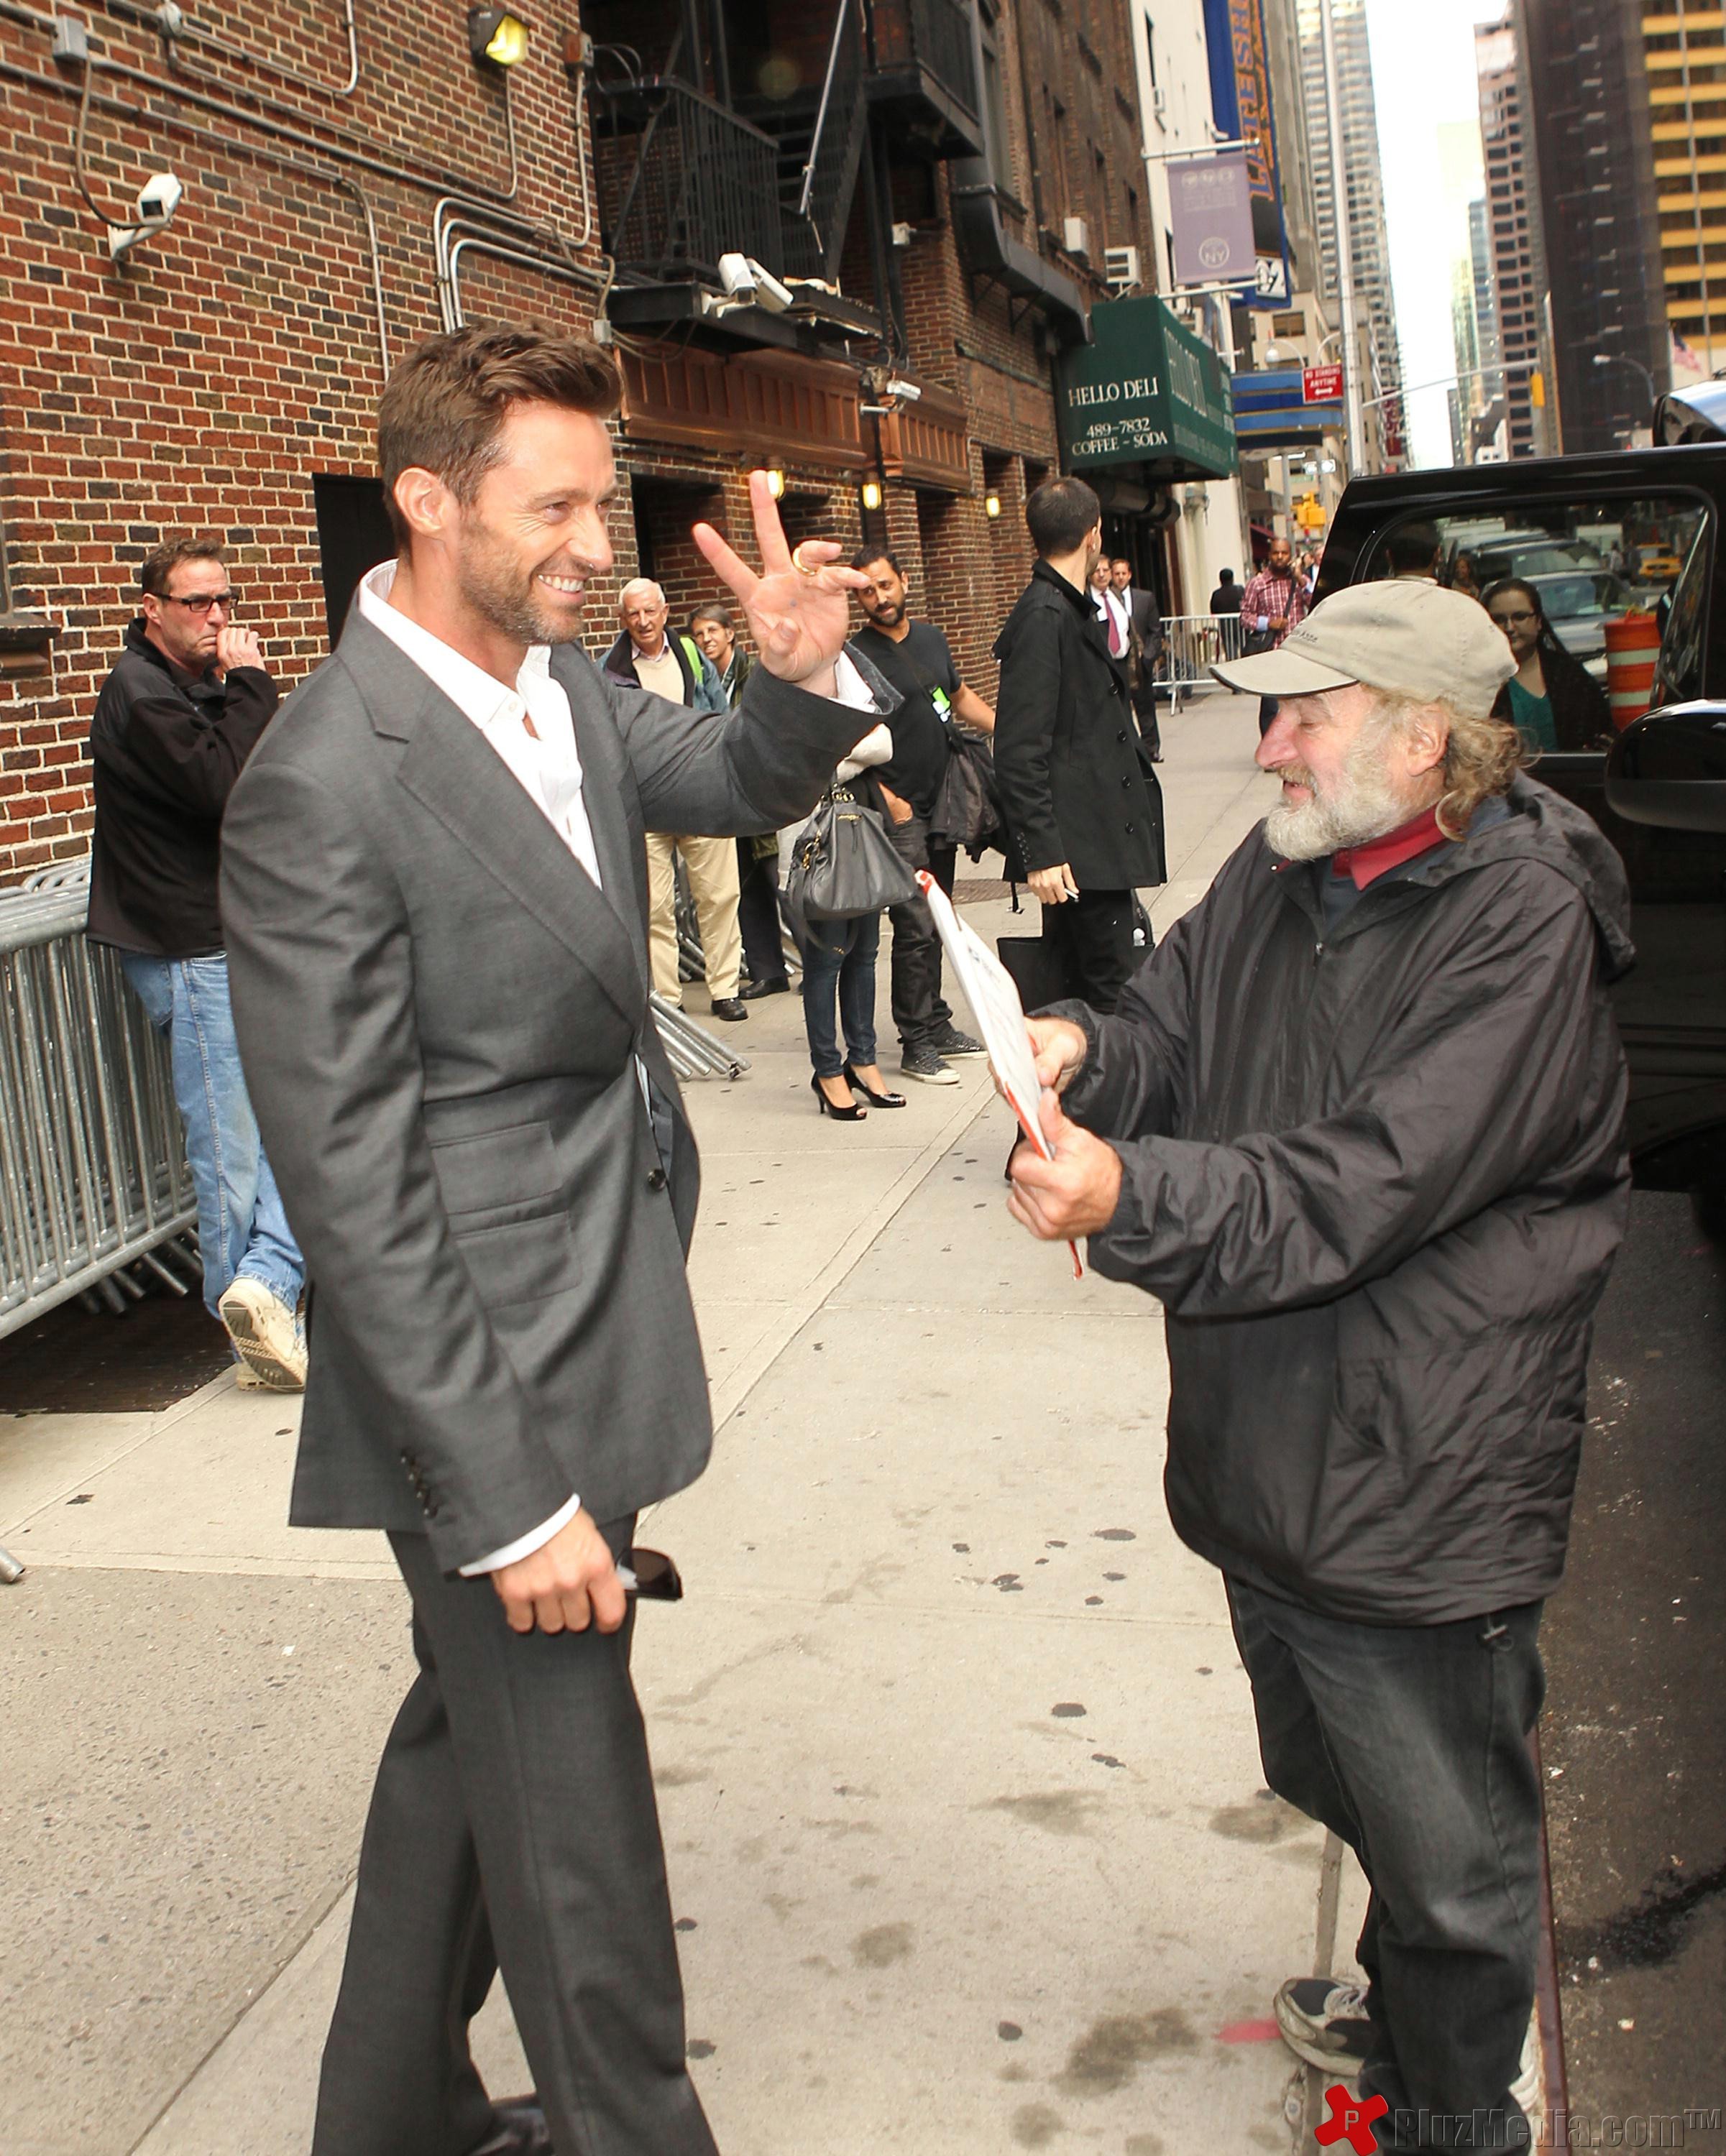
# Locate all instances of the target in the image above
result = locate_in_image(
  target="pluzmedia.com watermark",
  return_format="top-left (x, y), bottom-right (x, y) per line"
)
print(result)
top-left (1316, 2086), bottom-right (1721, 2152)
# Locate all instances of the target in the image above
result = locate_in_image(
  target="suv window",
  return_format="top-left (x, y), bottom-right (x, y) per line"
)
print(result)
top-left (1361, 495), bottom-right (1711, 719)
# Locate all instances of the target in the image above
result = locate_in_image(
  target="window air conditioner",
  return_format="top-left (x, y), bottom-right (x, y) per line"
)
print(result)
top-left (1104, 245), bottom-right (1141, 290)
top-left (1063, 216), bottom-right (1091, 260)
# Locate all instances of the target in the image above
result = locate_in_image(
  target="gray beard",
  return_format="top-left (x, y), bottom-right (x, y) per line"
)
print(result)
top-left (1263, 753), bottom-right (1422, 862)
top-left (458, 532), bottom-right (584, 648)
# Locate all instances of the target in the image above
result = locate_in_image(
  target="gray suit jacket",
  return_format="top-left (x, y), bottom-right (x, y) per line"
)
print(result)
top-left (221, 608), bottom-right (866, 1571)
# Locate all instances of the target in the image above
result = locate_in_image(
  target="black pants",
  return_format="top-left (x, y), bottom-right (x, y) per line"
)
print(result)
top-left (884, 810), bottom-right (952, 1051)
top-left (1132, 688), bottom-right (1161, 759)
top-left (1228, 1578), bottom-right (1544, 2154)
top-left (736, 838), bottom-right (787, 986)
top-left (313, 1523), bottom-right (717, 2156)
top-left (1040, 887), bottom-right (1137, 1014)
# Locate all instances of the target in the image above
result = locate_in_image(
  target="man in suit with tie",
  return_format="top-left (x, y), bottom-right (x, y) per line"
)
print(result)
top-left (1108, 556), bottom-right (1165, 763)
top-left (219, 324), bottom-right (878, 2156)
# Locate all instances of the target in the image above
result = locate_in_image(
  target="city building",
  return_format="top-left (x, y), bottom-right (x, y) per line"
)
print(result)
top-left (1514, 0), bottom-right (1666, 453)
top-left (1475, 15), bottom-right (1557, 459)
top-left (0, 0), bottom-right (1241, 880)
top-left (1294, 0), bottom-right (1405, 465)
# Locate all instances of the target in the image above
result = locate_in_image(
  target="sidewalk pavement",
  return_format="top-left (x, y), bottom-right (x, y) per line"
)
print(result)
top-left (1, 694), bottom-right (1371, 2156)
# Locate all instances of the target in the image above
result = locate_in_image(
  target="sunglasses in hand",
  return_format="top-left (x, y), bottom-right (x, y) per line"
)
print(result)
top-left (616, 1547), bottom-right (683, 1602)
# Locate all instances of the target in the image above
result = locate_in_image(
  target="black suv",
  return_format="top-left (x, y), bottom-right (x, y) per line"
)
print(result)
top-left (1318, 448), bottom-right (1726, 1201)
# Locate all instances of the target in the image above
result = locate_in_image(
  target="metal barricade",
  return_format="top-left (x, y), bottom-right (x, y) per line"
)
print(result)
top-left (0, 862), bottom-right (198, 1345)
top-left (1153, 612), bottom-right (1249, 714)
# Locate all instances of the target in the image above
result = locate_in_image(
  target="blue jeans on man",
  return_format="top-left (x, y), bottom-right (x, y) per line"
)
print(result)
top-left (120, 952), bottom-right (303, 1328)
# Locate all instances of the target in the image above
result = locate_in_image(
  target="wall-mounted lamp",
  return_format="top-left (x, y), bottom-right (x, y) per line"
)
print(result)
top-left (860, 479), bottom-right (883, 512)
top-left (764, 469), bottom-right (786, 499)
top-left (468, 7), bottom-right (529, 65)
top-left (985, 494), bottom-right (1001, 520)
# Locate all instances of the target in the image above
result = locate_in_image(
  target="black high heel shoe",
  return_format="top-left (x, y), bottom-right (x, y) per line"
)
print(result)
top-left (843, 1063), bottom-right (907, 1108)
top-left (812, 1073), bottom-right (866, 1121)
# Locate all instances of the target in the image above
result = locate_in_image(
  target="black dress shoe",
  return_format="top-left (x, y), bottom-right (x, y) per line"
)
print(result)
top-left (710, 997), bottom-right (748, 1021)
top-left (470, 2095), bottom-right (554, 2155)
top-left (740, 975), bottom-right (790, 1000)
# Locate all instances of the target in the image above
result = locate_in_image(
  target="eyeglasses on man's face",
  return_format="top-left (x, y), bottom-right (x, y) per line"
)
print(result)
top-left (162, 590), bottom-right (238, 616)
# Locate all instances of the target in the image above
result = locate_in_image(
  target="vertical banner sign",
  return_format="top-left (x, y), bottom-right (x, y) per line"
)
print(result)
top-left (1203, 0), bottom-right (1290, 308)
top-left (1169, 155), bottom-right (1256, 287)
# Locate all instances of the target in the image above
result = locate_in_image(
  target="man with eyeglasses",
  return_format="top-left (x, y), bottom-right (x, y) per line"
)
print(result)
top-left (87, 536), bottom-right (306, 1388)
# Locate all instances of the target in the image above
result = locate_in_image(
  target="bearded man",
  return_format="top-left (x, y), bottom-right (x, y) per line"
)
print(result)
top-left (220, 325), bottom-right (877, 2156)
top-left (1004, 584), bottom-right (1633, 2153)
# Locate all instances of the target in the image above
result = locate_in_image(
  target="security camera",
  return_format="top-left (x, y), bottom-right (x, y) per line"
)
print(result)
top-left (743, 257), bottom-right (794, 314)
top-left (109, 170), bottom-right (183, 259)
top-left (883, 377), bottom-right (922, 404)
top-left (717, 252), bottom-right (756, 299)
top-left (135, 170), bottom-right (184, 225)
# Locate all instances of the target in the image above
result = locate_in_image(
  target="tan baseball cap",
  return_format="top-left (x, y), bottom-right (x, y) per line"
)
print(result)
top-left (1211, 579), bottom-right (1515, 718)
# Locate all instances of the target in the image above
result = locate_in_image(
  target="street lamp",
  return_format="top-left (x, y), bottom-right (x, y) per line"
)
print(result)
top-left (1592, 352), bottom-right (1657, 403)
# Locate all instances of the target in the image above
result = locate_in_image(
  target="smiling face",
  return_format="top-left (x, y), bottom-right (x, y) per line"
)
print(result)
top-left (1255, 681), bottom-right (1448, 858)
top-left (1109, 559), bottom-right (1133, 592)
top-left (690, 615), bottom-right (733, 668)
top-left (398, 400), bottom-right (618, 650)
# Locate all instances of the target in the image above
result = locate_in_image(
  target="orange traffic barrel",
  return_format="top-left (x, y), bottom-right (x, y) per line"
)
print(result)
top-left (1604, 613), bottom-right (1661, 729)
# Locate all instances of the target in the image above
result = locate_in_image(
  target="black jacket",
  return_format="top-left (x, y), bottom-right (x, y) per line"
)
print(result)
top-left (992, 561), bottom-right (1166, 890)
top-left (1490, 637), bottom-right (1614, 751)
top-left (1058, 776), bottom-right (1633, 1623)
top-left (87, 618), bottom-right (280, 957)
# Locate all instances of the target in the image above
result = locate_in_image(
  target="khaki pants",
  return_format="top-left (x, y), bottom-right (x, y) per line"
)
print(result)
top-left (645, 831), bottom-right (742, 1005)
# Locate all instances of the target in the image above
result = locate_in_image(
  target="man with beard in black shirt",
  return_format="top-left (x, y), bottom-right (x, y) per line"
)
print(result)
top-left (850, 550), bottom-right (994, 1084)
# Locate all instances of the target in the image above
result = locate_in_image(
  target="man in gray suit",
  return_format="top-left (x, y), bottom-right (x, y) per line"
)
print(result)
top-left (220, 324), bottom-right (878, 2156)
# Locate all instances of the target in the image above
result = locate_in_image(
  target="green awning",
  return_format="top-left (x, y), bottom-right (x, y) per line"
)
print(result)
top-left (1056, 296), bottom-right (1237, 482)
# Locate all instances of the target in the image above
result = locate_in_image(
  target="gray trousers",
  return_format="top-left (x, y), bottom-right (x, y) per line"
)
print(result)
top-left (313, 1522), bottom-right (717, 2156)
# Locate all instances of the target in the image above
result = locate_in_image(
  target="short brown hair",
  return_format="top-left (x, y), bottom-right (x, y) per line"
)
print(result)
top-left (1025, 476), bottom-right (1101, 559)
top-left (139, 535), bottom-right (225, 596)
top-left (377, 321), bottom-right (621, 547)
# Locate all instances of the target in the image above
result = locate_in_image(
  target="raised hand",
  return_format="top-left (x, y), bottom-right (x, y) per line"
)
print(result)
top-left (692, 471), bottom-right (871, 698)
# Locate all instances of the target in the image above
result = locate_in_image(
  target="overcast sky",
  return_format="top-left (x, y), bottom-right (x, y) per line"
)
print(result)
top-left (1364, 0), bottom-right (1512, 466)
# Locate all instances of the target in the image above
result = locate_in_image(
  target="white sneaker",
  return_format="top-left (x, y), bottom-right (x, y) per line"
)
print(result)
top-left (218, 1277), bottom-right (307, 1391)
top-left (1510, 2006), bottom-right (1543, 2125)
top-left (1274, 1976), bottom-right (1374, 2071)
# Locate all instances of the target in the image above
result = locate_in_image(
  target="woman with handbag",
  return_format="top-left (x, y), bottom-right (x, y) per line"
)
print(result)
top-left (784, 721), bottom-right (914, 1121)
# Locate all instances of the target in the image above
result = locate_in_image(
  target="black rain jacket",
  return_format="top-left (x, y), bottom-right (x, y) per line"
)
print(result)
top-left (1057, 776), bottom-right (1634, 1623)
top-left (87, 618), bottom-right (279, 957)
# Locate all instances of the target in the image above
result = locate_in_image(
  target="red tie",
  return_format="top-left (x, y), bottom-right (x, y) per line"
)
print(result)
top-left (1108, 604), bottom-right (1124, 658)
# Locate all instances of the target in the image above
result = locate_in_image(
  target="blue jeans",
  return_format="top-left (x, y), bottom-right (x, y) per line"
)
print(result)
top-left (1228, 1578), bottom-right (1544, 2152)
top-left (800, 911), bottom-right (881, 1079)
top-left (119, 952), bottom-right (303, 1323)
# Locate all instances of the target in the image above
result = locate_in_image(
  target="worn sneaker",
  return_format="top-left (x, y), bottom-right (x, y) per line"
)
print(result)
top-left (1510, 2007), bottom-right (1543, 2124)
top-left (1274, 1976), bottom-right (1374, 2072)
top-left (929, 1024), bottom-right (986, 1059)
top-left (218, 1277), bottom-right (308, 1391)
top-left (899, 1044), bottom-right (959, 1085)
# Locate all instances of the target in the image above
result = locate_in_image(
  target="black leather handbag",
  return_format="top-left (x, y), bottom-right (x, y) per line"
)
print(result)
top-left (786, 784), bottom-right (920, 921)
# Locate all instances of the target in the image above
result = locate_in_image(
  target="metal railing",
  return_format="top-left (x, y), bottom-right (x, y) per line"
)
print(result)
top-left (1153, 612), bottom-right (1249, 712)
top-left (0, 864), bottom-right (198, 1345)
top-left (594, 75), bottom-right (785, 283)
top-left (787, 0), bottom-right (867, 280)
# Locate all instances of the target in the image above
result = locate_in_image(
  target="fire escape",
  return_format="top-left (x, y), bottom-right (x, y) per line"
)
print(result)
top-left (585, 0), bottom-right (985, 351)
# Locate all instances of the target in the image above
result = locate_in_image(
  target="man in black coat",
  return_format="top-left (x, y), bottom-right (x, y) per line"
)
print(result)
top-left (992, 479), bottom-right (1165, 1013)
top-left (87, 537), bottom-right (306, 1388)
top-left (1006, 581), bottom-right (1633, 2154)
top-left (1108, 556), bottom-right (1165, 762)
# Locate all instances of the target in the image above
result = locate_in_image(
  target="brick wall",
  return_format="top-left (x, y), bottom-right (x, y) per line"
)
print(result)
top-left (0, 0), bottom-right (1151, 878)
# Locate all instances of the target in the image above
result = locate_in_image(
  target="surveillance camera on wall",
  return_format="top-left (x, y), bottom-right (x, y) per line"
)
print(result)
top-left (135, 171), bottom-right (184, 225)
top-left (109, 170), bottom-right (183, 259)
top-left (716, 253), bottom-right (793, 313)
top-left (883, 378), bottom-right (922, 404)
